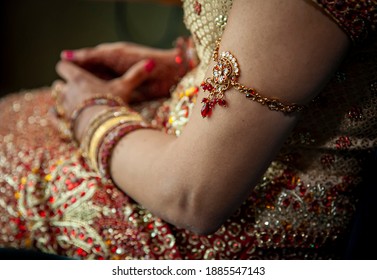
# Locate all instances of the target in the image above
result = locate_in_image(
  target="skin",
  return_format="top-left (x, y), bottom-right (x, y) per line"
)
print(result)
top-left (56, 0), bottom-right (349, 234)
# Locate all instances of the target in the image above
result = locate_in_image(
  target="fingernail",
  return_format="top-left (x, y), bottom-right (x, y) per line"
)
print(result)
top-left (144, 59), bottom-right (156, 73)
top-left (175, 55), bottom-right (183, 64)
top-left (62, 50), bottom-right (75, 61)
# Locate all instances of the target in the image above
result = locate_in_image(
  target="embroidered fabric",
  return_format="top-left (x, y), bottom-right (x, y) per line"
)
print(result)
top-left (0, 0), bottom-right (376, 260)
top-left (311, 0), bottom-right (377, 43)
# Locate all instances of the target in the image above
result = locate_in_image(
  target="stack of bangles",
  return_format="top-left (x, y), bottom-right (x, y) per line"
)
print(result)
top-left (53, 92), bottom-right (152, 181)
top-left (80, 105), bottom-right (151, 180)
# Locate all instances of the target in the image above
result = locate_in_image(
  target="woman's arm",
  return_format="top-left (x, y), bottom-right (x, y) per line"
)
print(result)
top-left (66, 0), bottom-right (350, 234)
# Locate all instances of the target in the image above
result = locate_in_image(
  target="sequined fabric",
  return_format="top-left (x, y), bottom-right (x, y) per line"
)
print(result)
top-left (0, 0), bottom-right (376, 259)
top-left (0, 91), bottom-right (179, 259)
top-left (311, 0), bottom-right (377, 43)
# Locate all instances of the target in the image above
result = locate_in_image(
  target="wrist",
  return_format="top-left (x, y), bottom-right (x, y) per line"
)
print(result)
top-left (69, 95), bottom-right (126, 142)
top-left (75, 105), bottom-right (151, 180)
top-left (74, 105), bottom-right (109, 143)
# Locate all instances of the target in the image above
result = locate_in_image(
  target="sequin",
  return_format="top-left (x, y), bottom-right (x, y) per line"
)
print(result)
top-left (310, 0), bottom-right (377, 42)
top-left (347, 106), bottom-right (363, 121)
top-left (335, 136), bottom-right (352, 149)
top-left (215, 15), bottom-right (228, 30)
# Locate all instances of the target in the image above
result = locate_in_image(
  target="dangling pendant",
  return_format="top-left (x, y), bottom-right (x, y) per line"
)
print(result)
top-left (200, 48), bottom-right (239, 118)
top-left (200, 88), bottom-right (228, 118)
top-left (201, 98), bottom-right (212, 118)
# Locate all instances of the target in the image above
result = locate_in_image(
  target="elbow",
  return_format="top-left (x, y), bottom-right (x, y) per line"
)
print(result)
top-left (164, 179), bottom-right (237, 235)
top-left (160, 159), bottom-right (255, 235)
top-left (187, 217), bottom-right (225, 235)
top-left (175, 206), bottom-right (226, 235)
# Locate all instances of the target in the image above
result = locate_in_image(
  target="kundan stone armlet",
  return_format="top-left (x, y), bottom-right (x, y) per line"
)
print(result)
top-left (200, 39), bottom-right (305, 118)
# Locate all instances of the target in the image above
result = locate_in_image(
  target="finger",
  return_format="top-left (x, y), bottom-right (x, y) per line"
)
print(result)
top-left (56, 60), bottom-right (95, 83)
top-left (51, 79), bottom-right (65, 90)
top-left (48, 107), bottom-right (60, 125)
top-left (60, 50), bottom-right (75, 61)
top-left (61, 48), bottom-right (97, 63)
top-left (60, 43), bottom-right (122, 63)
top-left (48, 108), bottom-right (73, 141)
top-left (51, 80), bottom-right (65, 98)
top-left (114, 59), bottom-right (156, 90)
top-left (50, 80), bottom-right (67, 118)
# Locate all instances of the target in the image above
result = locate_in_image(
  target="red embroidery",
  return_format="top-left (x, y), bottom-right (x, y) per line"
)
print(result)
top-left (194, 1), bottom-right (202, 15)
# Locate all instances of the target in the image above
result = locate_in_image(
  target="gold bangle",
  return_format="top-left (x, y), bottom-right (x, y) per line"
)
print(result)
top-left (87, 115), bottom-right (143, 172)
top-left (200, 38), bottom-right (305, 118)
top-left (80, 107), bottom-right (136, 157)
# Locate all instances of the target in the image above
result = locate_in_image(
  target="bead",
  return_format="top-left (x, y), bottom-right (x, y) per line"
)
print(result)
top-left (201, 100), bottom-right (212, 118)
top-left (335, 136), bottom-right (352, 149)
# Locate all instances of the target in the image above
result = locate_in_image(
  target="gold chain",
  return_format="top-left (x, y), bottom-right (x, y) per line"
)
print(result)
top-left (231, 81), bottom-right (305, 113)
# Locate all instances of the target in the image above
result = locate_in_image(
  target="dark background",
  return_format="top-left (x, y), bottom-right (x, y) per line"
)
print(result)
top-left (0, 0), bottom-right (189, 97)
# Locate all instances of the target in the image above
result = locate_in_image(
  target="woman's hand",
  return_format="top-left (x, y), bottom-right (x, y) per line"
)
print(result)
top-left (61, 41), bottom-right (192, 102)
top-left (54, 59), bottom-right (150, 118)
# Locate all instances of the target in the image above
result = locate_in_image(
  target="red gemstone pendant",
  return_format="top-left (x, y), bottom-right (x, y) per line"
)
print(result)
top-left (201, 99), bottom-right (212, 118)
top-left (217, 99), bottom-right (227, 107)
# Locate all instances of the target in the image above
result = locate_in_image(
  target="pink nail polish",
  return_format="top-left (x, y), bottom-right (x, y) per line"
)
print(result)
top-left (144, 59), bottom-right (156, 73)
top-left (62, 50), bottom-right (75, 61)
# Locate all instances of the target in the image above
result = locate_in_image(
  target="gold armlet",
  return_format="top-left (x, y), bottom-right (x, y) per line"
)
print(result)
top-left (200, 39), bottom-right (305, 118)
